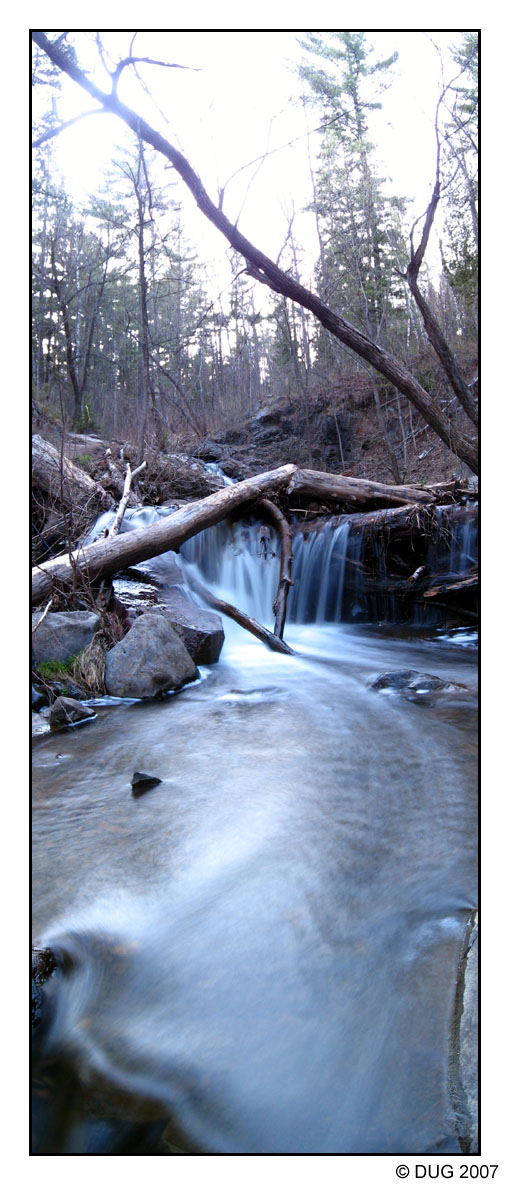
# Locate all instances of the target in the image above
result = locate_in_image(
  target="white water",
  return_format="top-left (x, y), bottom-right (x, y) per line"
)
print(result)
top-left (32, 504), bottom-right (478, 1155)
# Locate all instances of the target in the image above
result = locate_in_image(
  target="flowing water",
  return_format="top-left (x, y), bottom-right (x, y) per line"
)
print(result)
top-left (32, 506), bottom-right (478, 1155)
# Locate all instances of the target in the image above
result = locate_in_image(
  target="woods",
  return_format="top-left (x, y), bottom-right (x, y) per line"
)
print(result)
top-left (32, 32), bottom-right (478, 479)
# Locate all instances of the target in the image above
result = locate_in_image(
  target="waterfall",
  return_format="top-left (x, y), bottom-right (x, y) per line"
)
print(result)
top-left (83, 501), bottom-right (478, 629)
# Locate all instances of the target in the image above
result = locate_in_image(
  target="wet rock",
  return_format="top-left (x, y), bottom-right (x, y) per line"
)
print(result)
top-left (32, 610), bottom-right (100, 665)
top-left (131, 771), bottom-right (162, 798)
top-left (32, 684), bottom-right (48, 711)
top-left (105, 609), bottom-right (198, 699)
top-left (32, 946), bottom-right (58, 1028)
top-left (49, 696), bottom-right (96, 726)
top-left (371, 669), bottom-right (469, 704)
top-left (163, 589), bottom-right (224, 665)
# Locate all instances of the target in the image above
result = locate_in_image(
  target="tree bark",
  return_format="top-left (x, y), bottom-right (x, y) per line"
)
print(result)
top-left (287, 469), bottom-right (455, 506)
top-left (258, 498), bottom-right (294, 639)
top-left (31, 33), bottom-right (479, 475)
top-left (32, 434), bottom-right (114, 511)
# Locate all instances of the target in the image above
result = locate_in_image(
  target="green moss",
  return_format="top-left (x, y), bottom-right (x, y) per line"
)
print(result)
top-left (74, 453), bottom-right (95, 473)
top-left (36, 657), bottom-right (76, 680)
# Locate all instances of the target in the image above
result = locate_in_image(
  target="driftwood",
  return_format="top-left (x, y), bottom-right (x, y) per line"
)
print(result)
top-left (186, 575), bottom-right (294, 655)
top-left (32, 464), bottom-right (297, 606)
top-left (258, 499), bottom-right (294, 639)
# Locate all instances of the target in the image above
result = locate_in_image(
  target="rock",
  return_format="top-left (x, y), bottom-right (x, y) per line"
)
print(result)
top-left (32, 684), bottom-right (48, 711)
top-left (49, 697), bottom-right (96, 726)
top-left (131, 771), bottom-right (162, 798)
top-left (105, 610), bottom-right (198, 699)
top-left (32, 946), bottom-right (58, 1029)
top-left (32, 610), bottom-right (100, 665)
top-left (163, 588), bottom-right (224, 665)
top-left (371, 669), bottom-right (469, 704)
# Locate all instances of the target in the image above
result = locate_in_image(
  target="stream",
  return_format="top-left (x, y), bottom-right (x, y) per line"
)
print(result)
top-left (32, 509), bottom-right (478, 1155)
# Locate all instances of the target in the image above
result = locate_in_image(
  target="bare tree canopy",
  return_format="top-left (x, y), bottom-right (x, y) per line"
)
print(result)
top-left (32, 32), bottom-right (478, 474)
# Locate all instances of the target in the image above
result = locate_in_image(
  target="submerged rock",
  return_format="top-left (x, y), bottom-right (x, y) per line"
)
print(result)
top-left (105, 609), bottom-right (198, 699)
top-left (32, 610), bottom-right (100, 665)
top-left (371, 669), bottom-right (469, 704)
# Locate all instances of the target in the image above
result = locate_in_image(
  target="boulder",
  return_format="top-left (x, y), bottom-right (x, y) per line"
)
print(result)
top-left (105, 610), bottom-right (198, 699)
top-left (32, 610), bottom-right (100, 665)
top-left (163, 588), bottom-right (224, 665)
top-left (49, 697), bottom-right (96, 726)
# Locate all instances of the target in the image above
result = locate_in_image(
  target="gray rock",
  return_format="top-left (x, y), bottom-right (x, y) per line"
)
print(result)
top-left (32, 610), bottom-right (100, 665)
top-left (105, 610), bottom-right (198, 699)
top-left (371, 669), bottom-right (468, 703)
top-left (163, 588), bottom-right (224, 665)
top-left (49, 696), bottom-right (96, 725)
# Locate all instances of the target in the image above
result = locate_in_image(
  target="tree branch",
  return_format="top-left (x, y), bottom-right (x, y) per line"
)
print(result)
top-left (32, 31), bottom-right (478, 473)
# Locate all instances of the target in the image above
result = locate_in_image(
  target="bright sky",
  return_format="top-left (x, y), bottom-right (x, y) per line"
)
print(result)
top-left (40, 30), bottom-right (467, 292)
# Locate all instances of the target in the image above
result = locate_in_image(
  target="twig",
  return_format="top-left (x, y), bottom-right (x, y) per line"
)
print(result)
top-left (32, 597), bottom-right (54, 631)
top-left (108, 461), bottom-right (147, 537)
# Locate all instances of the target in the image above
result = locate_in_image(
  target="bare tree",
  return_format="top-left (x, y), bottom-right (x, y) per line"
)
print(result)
top-left (32, 32), bottom-right (478, 473)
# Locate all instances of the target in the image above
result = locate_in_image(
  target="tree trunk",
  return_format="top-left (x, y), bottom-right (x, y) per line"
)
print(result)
top-left (258, 498), bottom-right (294, 639)
top-left (287, 469), bottom-right (456, 506)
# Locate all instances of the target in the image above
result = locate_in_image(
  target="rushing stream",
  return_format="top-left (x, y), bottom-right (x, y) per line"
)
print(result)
top-left (32, 505), bottom-right (478, 1155)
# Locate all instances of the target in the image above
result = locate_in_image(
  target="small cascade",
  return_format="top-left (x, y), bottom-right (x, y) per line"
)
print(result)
top-left (82, 499), bottom-right (478, 631)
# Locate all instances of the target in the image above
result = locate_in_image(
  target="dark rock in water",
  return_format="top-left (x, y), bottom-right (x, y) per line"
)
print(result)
top-left (371, 669), bottom-right (469, 704)
top-left (32, 946), bottom-right (57, 1029)
top-left (32, 684), bottom-right (48, 711)
top-left (49, 696), bottom-right (96, 726)
top-left (163, 588), bottom-right (224, 665)
top-left (131, 771), bottom-right (162, 798)
top-left (105, 609), bottom-right (198, 699)
top-left (32, 610), bottom-right (100, 665)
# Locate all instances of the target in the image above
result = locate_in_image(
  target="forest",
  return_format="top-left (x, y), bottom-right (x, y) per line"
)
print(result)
top-left (32, 31), bottom-right (478, 482)
top-left (31, 30), bottom-right (479, 1161)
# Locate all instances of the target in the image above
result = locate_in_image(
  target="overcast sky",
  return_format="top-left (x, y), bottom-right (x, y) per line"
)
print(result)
top-left (41, 30), bottom-right (467, 291)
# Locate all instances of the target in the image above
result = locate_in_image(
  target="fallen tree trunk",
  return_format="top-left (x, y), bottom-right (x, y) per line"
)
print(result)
top-left (287, 469), bottom-right (457, 506)
top-left (258, 498), bottom-right (294, 639)
top-left (186, 575), bottom-right (294, 655)
top-left (32, 464), bottom-right (298, 605)
top-left (32, 434), bottom-right (114, 512)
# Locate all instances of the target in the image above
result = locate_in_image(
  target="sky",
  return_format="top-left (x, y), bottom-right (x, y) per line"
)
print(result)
top-left (37, 30), bottom-right (468, 294)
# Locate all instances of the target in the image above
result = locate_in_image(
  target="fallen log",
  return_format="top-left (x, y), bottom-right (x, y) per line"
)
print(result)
top-left (32, 434), bottom-right (114, 512)
top-left (32, 464), bottom-right (298, 605)
top-left (287, 469), bottom-right (456, 506)
top-left (258, 498), bottom-right (294, 640)
top-left (32, 459), bottom-right (476, 607)
top-left (186, 575), bottom-right (294, 655)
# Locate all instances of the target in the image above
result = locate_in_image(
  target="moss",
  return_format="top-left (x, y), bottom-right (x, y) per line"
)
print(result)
top-left (36, 657), bottom-right (76, 680)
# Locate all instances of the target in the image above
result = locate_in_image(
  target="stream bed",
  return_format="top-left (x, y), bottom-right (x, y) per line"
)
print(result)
top-left (32, 614), bottom-right (478, 1154)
